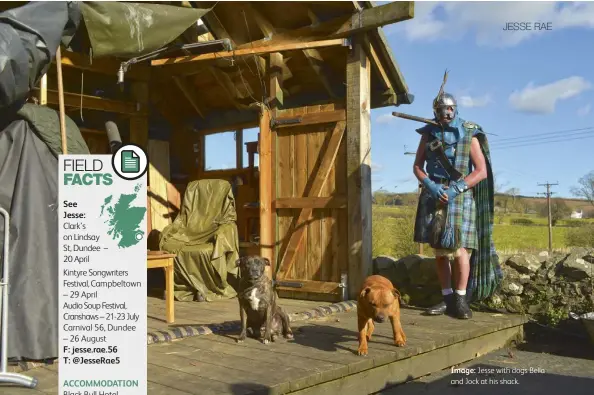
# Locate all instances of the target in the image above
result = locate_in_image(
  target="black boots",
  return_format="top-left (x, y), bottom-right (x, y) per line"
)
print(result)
top-left (425, 293), bottom-right (454, 315)
top-left (424, 293), bottom-right (472, 319)
top-left (452, 293), bottom-right (472, 319)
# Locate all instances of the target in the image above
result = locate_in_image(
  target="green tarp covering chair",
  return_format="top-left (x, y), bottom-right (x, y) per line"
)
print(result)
top-left (159, 179), bottom-right (240, 302)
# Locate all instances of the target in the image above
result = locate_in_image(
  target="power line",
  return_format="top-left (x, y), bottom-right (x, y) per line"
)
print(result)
top-left (489, 126), bottom-right (594, 143)
top-left (490, 129), bottom-right (594, 147)
top-left (491, 133), bottom-right (594, 150)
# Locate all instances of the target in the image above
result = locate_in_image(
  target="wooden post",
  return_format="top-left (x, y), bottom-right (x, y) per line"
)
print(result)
top-left (547, 186), bottom-right (552, 252)
top-left (196, 134), bottom-right (205, 177)
top-left (268, 52), bottom-right (283, 276)
top-left (39, 74), bottom-right (48, 105)
top-left (538, 182), bottom-right (558, 253)
top-left (236, 129), bottom-right (244, 169)
top-left (259, 108), bottom-right (273, 280)
top-left (346, 38), bottom-right (372, 299)
top-left (55, 47), bottom-right (68, 154)
top-left (130, 81), bottom-right (149, 149)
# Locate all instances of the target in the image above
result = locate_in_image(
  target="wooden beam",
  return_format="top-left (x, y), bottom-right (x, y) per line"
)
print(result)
top-left (173, 76), bottom-right (205, 118)
top-left (32, 88), bottom-right (145, 116)
top-left (58, 49), bottom-right (150, 81)
top-left (276, 121), bottom-right (346, 281)
top-left (353, 1), bottom-right (409, 100)
top-left (275, 280), bottom-right (341, 295)
top-left (243, 3), bottom-right (275, 39)
top-left (269, 53), bottom-right (283, 109)
top-left (302, 48), bottom-right (338, 100)
top-left (236, 129), bottom-right (244, 169)
top-left (273, 110), bottom-right (345, 129)
top-left (231, 2), bottom-right (413, 51)
top-left (273, 197), bottom-right (347, 209)
top-left (208, 67), bottom-right (247, 110)
top-left (200, 10), bottom-right (236, 46)
top-left (259, 108), bottom-right (273, 280)
top-left (354, 1), bottom-right (415, 35)
top-left (362, 36), bottom-right (393, 92)
top-left (346, 39), bottom-right (372, 299)
top-left (151, 39), bottom-right (347, 69)
top-left (197, 120), bottom-right (259, 136)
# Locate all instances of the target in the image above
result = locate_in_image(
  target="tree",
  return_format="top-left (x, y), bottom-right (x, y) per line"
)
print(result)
top-left (505, 187), bottom-right (521, 213)
top-left (540, 198), bottom-right (571, 226)
top-left (571, 171), bottom-right (594, 206)
top-left (373, 190), bottom-right (390, 206)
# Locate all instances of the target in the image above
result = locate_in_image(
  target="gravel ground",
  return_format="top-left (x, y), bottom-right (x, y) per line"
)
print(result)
top-left (378, 322), bottom-right (594, 395)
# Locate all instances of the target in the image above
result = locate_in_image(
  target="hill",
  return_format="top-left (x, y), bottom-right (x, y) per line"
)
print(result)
top-left (373, 190), bottom-right (594, 217)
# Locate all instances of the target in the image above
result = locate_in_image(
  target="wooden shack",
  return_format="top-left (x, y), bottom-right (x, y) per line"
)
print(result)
top-left (29, 1), bottom-right (415, 301)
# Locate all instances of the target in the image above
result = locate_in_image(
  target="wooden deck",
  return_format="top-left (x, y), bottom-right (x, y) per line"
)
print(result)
top-left (1, 297), bottom-right (527, 395)
top-left (147, 296), bottom-right (333, 333)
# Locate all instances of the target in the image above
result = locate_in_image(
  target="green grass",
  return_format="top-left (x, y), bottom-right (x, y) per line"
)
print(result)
top-left (493, 225), bottom-right (568, 252)
top-left (372, 205), bottom-right (590, 258)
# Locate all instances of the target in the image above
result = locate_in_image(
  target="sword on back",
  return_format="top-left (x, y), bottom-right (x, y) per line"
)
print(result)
top-left (392, 112), bottom-right (440, 127)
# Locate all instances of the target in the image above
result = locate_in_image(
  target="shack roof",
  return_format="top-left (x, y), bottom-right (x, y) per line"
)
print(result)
top-left (1, 1), bottom-right (415, 133)
top-left (149, 1), bottom-right (414, 131)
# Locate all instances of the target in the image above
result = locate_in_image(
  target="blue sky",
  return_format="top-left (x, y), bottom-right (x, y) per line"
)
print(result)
top-left (206, 2), bottom-right (594, 199)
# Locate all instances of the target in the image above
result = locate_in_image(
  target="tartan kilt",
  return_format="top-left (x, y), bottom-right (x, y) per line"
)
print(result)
top-left (414, 187), bottom-right (478, 250)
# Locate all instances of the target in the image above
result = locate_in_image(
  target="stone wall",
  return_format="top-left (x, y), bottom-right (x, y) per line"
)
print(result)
top-left (373, 247), bottom-right (594, 326)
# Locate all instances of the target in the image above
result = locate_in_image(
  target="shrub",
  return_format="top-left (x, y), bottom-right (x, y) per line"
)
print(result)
top-left (562, 219), bottom-right (587, 228)
top-left (565, 225), bottom-right (594, 248)
top-left (510, 218), bottom-right (534, 226)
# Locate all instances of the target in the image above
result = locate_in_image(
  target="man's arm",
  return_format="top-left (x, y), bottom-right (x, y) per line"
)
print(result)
top-left (464, 136), bottom-right (488, 188)
top-left (413, 134), bottom-right (428, 183)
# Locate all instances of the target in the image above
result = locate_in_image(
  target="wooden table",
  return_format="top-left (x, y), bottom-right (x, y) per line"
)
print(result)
top-left (147, 251), bottom-right (176, 324)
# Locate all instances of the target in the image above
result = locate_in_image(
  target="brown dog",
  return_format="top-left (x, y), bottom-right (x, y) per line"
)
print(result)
top-left (357, 275), bottom-right (406, 356)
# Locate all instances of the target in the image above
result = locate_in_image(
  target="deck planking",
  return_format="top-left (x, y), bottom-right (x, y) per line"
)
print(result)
top-left (1, 305), bottom-right (526, 395)
top-left (147, 296), bottom-right (331, 332)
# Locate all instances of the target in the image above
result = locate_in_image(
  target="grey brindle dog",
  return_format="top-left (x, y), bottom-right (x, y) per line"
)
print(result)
top-left (236, 256), bottom-right (293, 344)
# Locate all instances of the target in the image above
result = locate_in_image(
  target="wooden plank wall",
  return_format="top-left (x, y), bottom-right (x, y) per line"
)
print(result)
top-left (275, 104), bottom-right (348, 286)
top-left (148, 140), bottom-right (172, 233)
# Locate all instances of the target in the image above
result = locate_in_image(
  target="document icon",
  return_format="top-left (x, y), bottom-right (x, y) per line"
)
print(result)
top-left (121, 150), bottom-right (140, 173)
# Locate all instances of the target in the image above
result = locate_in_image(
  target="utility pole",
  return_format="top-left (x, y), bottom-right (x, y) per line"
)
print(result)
top-left (537, 181), bottom-right (559, 253)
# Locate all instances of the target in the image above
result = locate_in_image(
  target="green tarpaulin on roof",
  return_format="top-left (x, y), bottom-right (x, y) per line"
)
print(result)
top-left (80, 1), bottom-right (212, 58)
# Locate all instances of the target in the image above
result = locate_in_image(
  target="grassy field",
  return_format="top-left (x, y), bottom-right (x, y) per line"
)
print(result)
top-left (372, 205), bottom-right (594, 258)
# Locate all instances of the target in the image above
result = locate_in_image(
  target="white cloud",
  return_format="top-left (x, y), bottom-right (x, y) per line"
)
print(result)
top-left (509, 76), bottom-right (591, 114)
top-left (458, 94), bottom-right (492, 108)
top-left (375, 113), bottom-right (396, 125)
top-left (387, 2), bottom-right (594, 47)
top-left (578, 103), bottom-right (591, 116)
top-left (371, 161), bottom-right (384, 172)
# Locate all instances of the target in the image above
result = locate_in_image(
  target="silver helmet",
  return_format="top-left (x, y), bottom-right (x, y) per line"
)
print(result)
top-left (433, 92), bottom-right (457, 123)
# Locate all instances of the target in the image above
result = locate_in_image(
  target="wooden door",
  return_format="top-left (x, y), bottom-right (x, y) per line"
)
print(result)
top-left (271, 104), bottom-right (348, 302)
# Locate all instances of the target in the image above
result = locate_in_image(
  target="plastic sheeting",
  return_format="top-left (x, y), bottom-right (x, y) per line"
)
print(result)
top-left (80, 2), bottom-right (211, 58)
top-left (0, 118), bottom-right (61, 361)
top-left (0, 1), bottom-right (80, 115)
top-left (17, 103), bottom-right (90, 157)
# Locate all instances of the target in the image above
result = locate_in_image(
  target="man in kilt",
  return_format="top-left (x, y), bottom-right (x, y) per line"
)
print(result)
top-left (412, 78), bottom-right (503, 319)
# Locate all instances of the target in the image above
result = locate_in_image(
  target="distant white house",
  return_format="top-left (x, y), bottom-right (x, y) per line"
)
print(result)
top-left (570, 210), bottom-right (583, 219)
